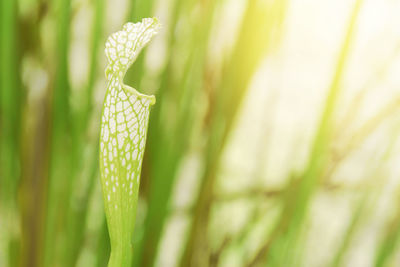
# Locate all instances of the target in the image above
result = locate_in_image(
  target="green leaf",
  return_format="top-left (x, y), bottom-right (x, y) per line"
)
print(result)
top-left (99, 17), bottom-right (160, 267)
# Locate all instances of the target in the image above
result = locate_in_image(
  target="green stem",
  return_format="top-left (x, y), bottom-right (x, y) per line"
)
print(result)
top-left (108, 242), bottom-right (133, 267)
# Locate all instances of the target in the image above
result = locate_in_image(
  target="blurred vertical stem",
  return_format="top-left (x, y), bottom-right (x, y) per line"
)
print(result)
top-left (43, 0), bottom-right (71, 265)
top-left (136, 1), bottom-right (218, 266)
top-left (82, 0), bottom-right (105, 126)
top-left (62, 0), bottom-right (104, 264)
top-left (181, 0), bottom-right (286, 266)
top-left (374, 206), bottom-right (400, 267)
top-left (131, 0), bottom-right (187, 264)
top-left (331, 123), bottom-right (400, 267)
top-left (96, 219), bottom-right (111, 267)
top-left (260, 0), bottom-right (364, 266)
top-left (0, 0), bottom-right (21, 266)
top-left (374, 144), bottom-right (400, 267)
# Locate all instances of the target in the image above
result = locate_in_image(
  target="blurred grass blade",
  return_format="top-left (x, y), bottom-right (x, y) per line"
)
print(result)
top-left (61, 0), bottom-right (105, 264)
top-left (374, 211), bottom-right (400, 267)
top-left (181, 0), bottom-right (287, 266)
top-left (331, 126), bottom-right (400, 267)
top-left (261, 0), bottom-right (364, 266)
top-left (136, 1), bottom-right (219, 266)
top-left (43, 0), bottom-right (72, 265)
top-left (330, 196), bottom-right (368, 267)
top-left (374, 169), bottom-right (400, 267)
top-left (0, 0), bottom-right (21, 266)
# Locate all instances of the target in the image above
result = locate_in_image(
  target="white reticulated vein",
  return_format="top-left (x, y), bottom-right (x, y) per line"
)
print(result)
top-left (99, 18), bottom-right (160, 248)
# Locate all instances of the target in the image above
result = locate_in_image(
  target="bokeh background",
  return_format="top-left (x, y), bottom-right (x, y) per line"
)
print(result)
top-left (1, 0), bottom-right (400, 266)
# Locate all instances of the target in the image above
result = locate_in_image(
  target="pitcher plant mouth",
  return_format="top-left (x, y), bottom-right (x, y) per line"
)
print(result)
top-left (104, 17), bottom-right (161, 105)
top-left (105, 68), bottom-right (156, 105)
top-left (99, 17), bottom-right (160, 267)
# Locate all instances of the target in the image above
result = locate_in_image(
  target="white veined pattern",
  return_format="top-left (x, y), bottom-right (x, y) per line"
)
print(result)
top-left (99, 18), bottom-right (160, 264)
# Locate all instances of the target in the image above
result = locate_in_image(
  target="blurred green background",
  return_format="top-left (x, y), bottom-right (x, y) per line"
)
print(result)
top-left (1, 0), bottom-right (400, 266)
